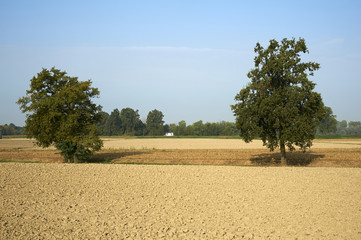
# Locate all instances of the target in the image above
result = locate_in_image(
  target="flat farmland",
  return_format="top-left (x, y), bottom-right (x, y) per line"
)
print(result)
top-left (2, 137), bottom-right (361, 150)
top-left (102, 137), bottom-right (361, 150)
top-left (1, 138), bottom-right (361, 167)
top-left (1, 163), bottom-right (361, 239)
top-left (1, 138), bottom-right (361, 239)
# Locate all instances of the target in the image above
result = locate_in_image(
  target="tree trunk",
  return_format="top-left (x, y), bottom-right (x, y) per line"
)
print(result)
top-left (74, 154), bottom-right (78, 164)
top-left (280, 141), bottom-right (287, 165)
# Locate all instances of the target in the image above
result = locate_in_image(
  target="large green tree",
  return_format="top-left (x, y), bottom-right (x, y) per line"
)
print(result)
top-left (231, 38), bottom-right (325, 165)
top-left (17, 67), bottom-right (103, 163)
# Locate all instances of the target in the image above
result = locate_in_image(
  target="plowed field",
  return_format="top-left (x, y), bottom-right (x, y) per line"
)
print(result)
top-left (1, 163), bottom-right (360, 239)
top-left (1, 138), bottom-right (361, 239)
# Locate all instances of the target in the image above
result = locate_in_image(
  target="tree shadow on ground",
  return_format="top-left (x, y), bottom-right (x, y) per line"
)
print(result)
top-left (250, 151), bottom-right (325, 166)
top-left (87, 151), bottom-right (150, 163)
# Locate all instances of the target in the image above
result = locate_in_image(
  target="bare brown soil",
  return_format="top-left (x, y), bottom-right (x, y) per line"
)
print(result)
top-left (1, 138), bottom-right (361, 239)
top-left (1, 163), bottom-right (361, 239)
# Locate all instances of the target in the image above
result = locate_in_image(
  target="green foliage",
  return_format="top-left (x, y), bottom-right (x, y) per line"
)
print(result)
top-left (231, 38), bottom-right (325, 164)
top-left (104, 109), bottom-right (122, 136)
top-left (317, 120), bottom-right (361, 136)
top-left (93, 108), bottom-right (239, 137)
top-left (337, 120), bottom-right (348, 135)
top-left (192, 120), bottom-right (204, 136)
top-left (347, 121), bottom-right (361, 135)
top-left (96, 111), bottom-right (110, 135)
top-left (317, 106), bottom-right (337, 135)
top-left (163, 124), bottom-right (170, 133)
top-left (0, 123), bottom-right (25, 136)
top-left (120, 108), bottom-right (142, 135)
top-left (174, 120), bottom-right (187, 136)
top-left (95, 107), bottom-right (145, 136)
top-left (55, 131), bottom-right (102, 163)
top-left (171, 120), bottom-right (239, 136)
top-left (146, 109), bottom-right (164, 136)
top-left (135, 118), bottom-right (147, 136)
top-left (17, 67), bottom-right (103, 162)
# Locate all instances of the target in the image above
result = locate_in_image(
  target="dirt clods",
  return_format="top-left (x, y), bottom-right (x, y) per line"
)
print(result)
top-left (1, 163), bottom-right (361, 239)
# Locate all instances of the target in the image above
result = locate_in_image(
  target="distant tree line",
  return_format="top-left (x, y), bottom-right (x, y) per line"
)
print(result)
top-left (96, 108), bottom-right (165, 136)
top-left (0, 123), bottom-right (25, 137)
top-left (334, 121), bottom-right (361, 135)
top-left (1, 113), bottom-right (361, 137)
top-left (315, 107), bottom-right (361, 135)
top-left (316, 120), bottom-right (361, 135)
top-left (95, 107), bottom-right (240, 136)
top-left (96, 108), bottom-right (239, 136)
top-left (169, 120), bottom-right (239, 136)
top-left (94, 106), bottom-right (359, 137)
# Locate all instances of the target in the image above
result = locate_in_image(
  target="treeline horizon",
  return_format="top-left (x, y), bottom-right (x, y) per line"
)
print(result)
top-left (95, 108), bottom-right (240, 136)
top-left (1, 107), bottom-right (361, 137)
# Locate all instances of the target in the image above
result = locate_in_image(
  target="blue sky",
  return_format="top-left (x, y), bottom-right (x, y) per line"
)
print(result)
top-left (1, 0), bottom-right (361, 126)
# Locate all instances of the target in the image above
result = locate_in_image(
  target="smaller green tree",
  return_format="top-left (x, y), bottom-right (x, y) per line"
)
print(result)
top-left (348, 121), bottom-right (361, 135)
top-left (104, 109), bottom-right (122, 136)
top-left (120, 108), bottom-right (140, 136)
top-left (96, 111), bottom-right (110, 135)
top-left (163, 124), bottom-right (170, 134)
top-left (169, 123), bottom-right (177, 134)
top-left (174, 120), bottom-right (187, 136)
top-left (135, 118), bottom-right (146, 136)
top-left (337, 120), bottom-right (348, 135)
top-left (0, 124), bottom-right (15, 135)
top-left (317, 106), bottom-right (337, 135)
top-left (192, 120), bottom-right (204, 136)
top-left (17, 67), bottom-right (103, 163)
top-left (146, 109), bottom-right (164, 136)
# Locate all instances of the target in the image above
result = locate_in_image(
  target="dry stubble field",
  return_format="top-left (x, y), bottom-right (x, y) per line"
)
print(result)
top-left (1, 138), bottom-right (361, 167)
top-left (1, 138), bottom-right (361, 239)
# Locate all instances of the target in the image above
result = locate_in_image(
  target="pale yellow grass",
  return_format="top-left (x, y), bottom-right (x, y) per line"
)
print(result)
top-left (102, 138), bottom-right (263, 149)
top-left (1, 138), bottom-right (361, 150)
top-left (102, 138), bottom-right (361, 150)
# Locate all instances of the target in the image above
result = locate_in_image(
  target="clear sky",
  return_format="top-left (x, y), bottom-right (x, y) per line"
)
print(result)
top-left (1, 0), bottom-right (360, 126)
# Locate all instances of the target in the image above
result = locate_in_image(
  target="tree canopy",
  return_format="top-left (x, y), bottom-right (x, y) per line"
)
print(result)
top-left (104, 109), bottom-right (122, 136)
top-left (231, 38), bottom-right (325, 164)
top-left (317, 106), bottom-right (337, 135)
top-left (17, 67), bottom-right (103, 163)
top-left (146, 109), bottom-right (164, 136)
top-left (120, 108), bottom-right (141, 136)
